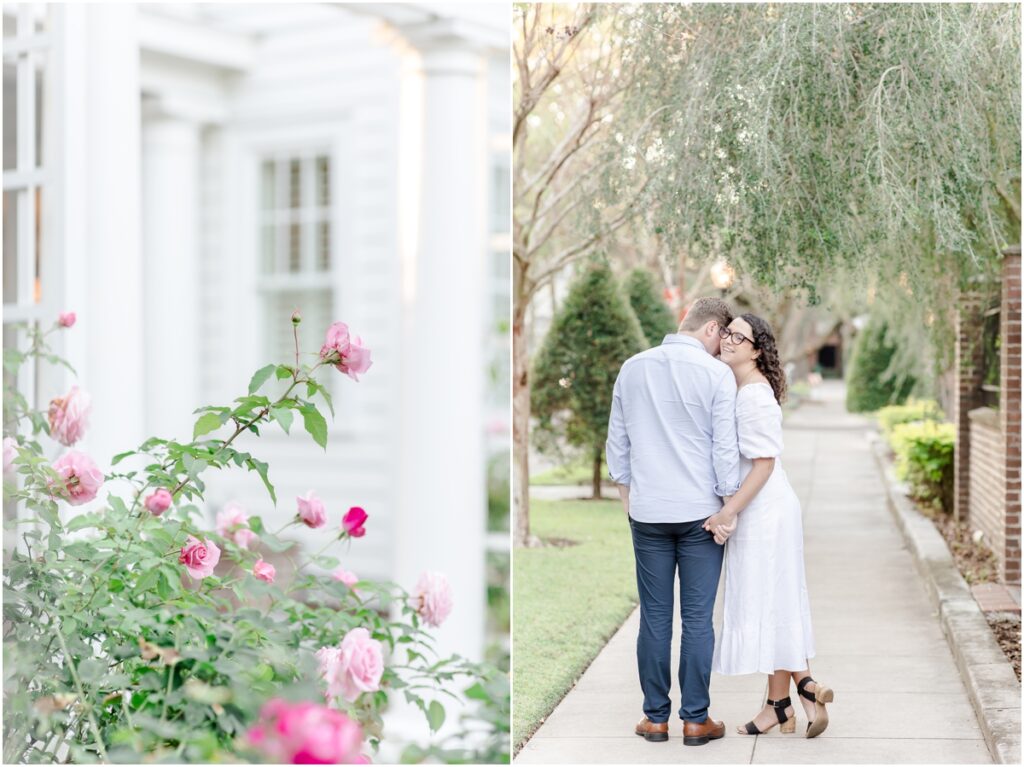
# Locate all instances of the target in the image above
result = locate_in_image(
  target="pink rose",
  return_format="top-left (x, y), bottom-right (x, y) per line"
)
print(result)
top-left (47, 386), bottom-right (91, 446)
top-left (341, 506), bottom-right (367, 538)
top-left (3, 437), bottom-right (16, 475)
top-left (51, 451), bottom-right (103, 506)
top-left (414, 571), bottom-right (453, 628)
top-left (57, 312), bottom-right (76, 328)
top-left (316, 627), bottom-right (384, 703)
top-left (216, 501), bottom-right (258, 549)
top-left (179, 535), bottom-right (221, 580)
top-left (332, 567), bottom-right (358, 588)
top-left (246, 698), bottom-right (364, 765)
top-left (296, 490), bottom-right (326, 529)
top-left (253, 558), bottom-right (276, 584)
top-left (144, 488), bottom-right (173, 516)
top-left (319, 322), bottom-right (372, 382)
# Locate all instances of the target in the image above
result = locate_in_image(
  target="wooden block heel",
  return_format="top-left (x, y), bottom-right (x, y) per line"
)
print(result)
top-left (738, 696), bottom-right (795, 735)
top-left (798, 677), bottom-right (833, 739)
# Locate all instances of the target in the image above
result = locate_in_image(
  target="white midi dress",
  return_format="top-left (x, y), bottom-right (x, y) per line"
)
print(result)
top-left (712, 382), bottom-right (816, 675)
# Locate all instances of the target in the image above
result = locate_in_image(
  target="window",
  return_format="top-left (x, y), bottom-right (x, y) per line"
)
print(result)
top-left (3, 4), bottom-right (49, 417)
top-left (258, 153), bottom-right (333, 373)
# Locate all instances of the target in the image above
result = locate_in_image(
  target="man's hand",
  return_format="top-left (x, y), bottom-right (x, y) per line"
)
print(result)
top-left (616, 483), bottom-right (630, 518)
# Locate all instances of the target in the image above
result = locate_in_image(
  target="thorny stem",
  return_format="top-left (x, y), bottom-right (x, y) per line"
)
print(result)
top-left (54, 623), bottom-right (109, 763)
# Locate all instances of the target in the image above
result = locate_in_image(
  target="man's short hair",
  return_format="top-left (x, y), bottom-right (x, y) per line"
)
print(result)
top-left (679, 297), bottom-right (733, 332)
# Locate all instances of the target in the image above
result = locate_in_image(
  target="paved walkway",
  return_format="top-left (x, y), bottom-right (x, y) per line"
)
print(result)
top-left (516, 382), bottom-right (994, 764)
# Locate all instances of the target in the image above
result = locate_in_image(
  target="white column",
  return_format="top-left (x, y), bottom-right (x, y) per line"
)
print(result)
top-left (141, 109), bottom-right (201, 441)
top-left (78, 4), bottom-right (145, 470)
top-left (396, 41), bottom-right (487, 664)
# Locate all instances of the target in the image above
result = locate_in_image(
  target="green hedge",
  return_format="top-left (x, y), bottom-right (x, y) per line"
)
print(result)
top-left (889, 420), bottom-right (955, 514)
top-left (845, 317), bottom-right (917, 412)
top-left (876, 399), bottom-right (944, 440)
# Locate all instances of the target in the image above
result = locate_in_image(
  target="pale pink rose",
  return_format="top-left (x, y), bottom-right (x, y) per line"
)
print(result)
top-left (331, 567), bottom-right (358, 588)
top-left (144, 488), bottom-right (173, 516)
top-left (3, 437), bottom-right (16, 475)
top-left (414, 571), bottom-right (453, 628)
top-left (51, 451), bottom-right (103, 506)
top-left (341, 506), bottom-right (367, 538)
top-left (47, 386), bottom-right (91, 446)
top-left (317, 628), bottom-right (384, 703)
top-left (57, 312), bottom-right (76, 328)
top-left (296, 490), bottom-right (326, 529)
top-left (319, 322), bottom-right (372, 382)
top-left (179, 535), bottom-right (221, 580)
top-left (246, 698), bottom-right (364, 765)
top-left (253, 558), bottom-right (276, 584)
top-left (216, 501), bottom-right (258, 549)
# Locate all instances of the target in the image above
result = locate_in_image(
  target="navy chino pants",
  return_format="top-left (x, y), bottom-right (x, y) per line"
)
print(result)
top-left (629, 516), bottom-right (723, 724)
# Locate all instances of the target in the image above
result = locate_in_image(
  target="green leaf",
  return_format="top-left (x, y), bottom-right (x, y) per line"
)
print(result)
top-left (66, 513), bottom-right (102, 533)
top-left (426, 700), bottom-right (445, 732)
top-left (300, 405), bottom-right (328, 450)
top-left (111, 450), bottom-right (136, 466)
top-left (270, 407), bottom-right (293, 435)
top-left (275, 365), bottom-right (294, 380)
top-left (248, 364), bottom-right (277, 395)
top-left (248, 458), bottom-right (276, 505)
top-left (193, 412), bottom-right (223, 440)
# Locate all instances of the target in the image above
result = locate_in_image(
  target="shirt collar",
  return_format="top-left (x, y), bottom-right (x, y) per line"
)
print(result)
top-left (662, 334), bottom-right (705, 351)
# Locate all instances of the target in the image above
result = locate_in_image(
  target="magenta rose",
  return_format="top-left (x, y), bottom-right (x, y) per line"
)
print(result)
top-left (253, 558), bottom-right (276, 584)
top-left (246, 698), bottom-right (364, 765)
top-left (51, 451), bottom-right (103, 506)
top-left (316, 627), bottom-right (384, 703)
top-left (144, 488), bottom-right (173, 516)
top-left (319, 322), bottom-right (372, 382)
top-left (216, 501), bottom-right (258, 549)
top-left (296, 490), bottom-right (326, 528)
top-left (179, 535), bottom-right (221, 580)
top-left (47, 386), bottom-right (91, 447)
top-left (341, 506), bottom-right (367, 538)
top-left (57, 311), bottom-right (76, 328)
top-left (3, 437), bottom-right (16, 475)
top-left (414, 571), bottom-right (453, 628)
top-left (331, 567), bottom-right (358, 588)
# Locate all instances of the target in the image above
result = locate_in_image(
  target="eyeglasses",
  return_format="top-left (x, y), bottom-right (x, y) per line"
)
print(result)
top-left (718, 325), bottom-right (755, 347)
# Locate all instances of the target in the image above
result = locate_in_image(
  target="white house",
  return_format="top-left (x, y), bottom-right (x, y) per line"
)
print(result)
top-left (2, 0), bottom-right (510, 694)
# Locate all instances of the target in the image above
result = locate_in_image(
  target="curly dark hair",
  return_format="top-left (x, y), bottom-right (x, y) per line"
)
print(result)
top-left (740, 313), bottom-right (787, 404)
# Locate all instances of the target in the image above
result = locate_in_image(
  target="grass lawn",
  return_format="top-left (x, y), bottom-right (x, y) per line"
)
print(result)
top-left (512, 497), bottom-right (638, 751)
top-left (530, 457), bottom-right (614, 487)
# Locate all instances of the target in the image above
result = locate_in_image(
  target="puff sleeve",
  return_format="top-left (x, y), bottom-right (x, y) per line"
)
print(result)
top-left (737, 384), bottom-right (784, 459)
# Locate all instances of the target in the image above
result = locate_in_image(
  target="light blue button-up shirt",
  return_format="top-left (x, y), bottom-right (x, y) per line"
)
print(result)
top-left (606, 334), bottom-right (741, 523)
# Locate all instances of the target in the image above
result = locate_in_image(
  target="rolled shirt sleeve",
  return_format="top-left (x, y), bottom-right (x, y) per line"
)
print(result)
top-left (605, 370), bottom-right (631, 485)
top-left (711, 368), bottom-right (741, 496)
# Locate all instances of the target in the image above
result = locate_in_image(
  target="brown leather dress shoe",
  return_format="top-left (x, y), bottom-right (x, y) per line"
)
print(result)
top-left (682, 716), bottom-right (725, 746)
top-left (634, 717), bottom-right (669, 742)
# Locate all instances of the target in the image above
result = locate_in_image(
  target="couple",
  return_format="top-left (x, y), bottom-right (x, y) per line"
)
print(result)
top-left (606, 297), bottom-right (833, 746)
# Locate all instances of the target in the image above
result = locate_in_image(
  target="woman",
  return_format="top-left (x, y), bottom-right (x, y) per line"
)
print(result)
top-left (703, 313), bottom-right (834, 738)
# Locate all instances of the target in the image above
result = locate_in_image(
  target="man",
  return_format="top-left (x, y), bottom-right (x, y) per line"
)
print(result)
top-left (605, 296), bottom-right (740, 746)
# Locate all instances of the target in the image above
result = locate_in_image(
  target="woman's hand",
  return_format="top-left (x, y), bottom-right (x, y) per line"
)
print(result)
top-left (703, 506), bottom-right (738, 544)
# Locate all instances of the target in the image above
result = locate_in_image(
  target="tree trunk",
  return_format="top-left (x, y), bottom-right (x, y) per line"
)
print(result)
top-left (592, 448), bottom-right (602, 500)
top-left (513, 300), bottom-right (535, 548)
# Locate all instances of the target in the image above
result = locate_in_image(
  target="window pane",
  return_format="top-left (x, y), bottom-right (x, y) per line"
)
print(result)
top-left (3, 62), bottom-right (16, 171)
top-left (317, 220), bottom-right (330, 271)
top-left (3, 191), bottom-right (17, 304)
top-left (261, 223), bottom-right (276, 274)
top-left (3, 9), bottom-right (16, 38)
top-left (289, 159), bottom-right (301, 209)
top-left (316, 156), bottom-right (330, 207)
top-left (288, 223), bottom-right (301, 272)
top-left (490, 157), bottom-right (510, 234)
top-left (261, 161), bottom-right (276, 211)
top-left (34, 55), bottom-right (42, 171)
top-left (33, 186), bottom-right (41, 303)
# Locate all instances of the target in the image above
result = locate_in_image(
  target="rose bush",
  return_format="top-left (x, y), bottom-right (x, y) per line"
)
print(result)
top-left (2, 316), bottom-right (508, 764)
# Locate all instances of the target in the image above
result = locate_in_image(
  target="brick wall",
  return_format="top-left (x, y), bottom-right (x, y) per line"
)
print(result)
top-left (969, 407), bottom-right (1005, 559)
top-left (1000, 245), bottom-right (1021, 585)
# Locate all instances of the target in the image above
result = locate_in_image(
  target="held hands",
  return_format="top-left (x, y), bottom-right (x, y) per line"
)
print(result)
top-left (703, 507), bottom-right (738, 545)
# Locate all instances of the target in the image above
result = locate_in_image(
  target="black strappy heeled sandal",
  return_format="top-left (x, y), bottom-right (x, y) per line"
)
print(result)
top-left (738, 696), bottom-right (796, 735)
top-left (797, 676), bottom-right (834, 738)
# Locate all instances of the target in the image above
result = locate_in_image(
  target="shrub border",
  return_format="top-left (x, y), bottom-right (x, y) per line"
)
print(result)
top-left (871, 437), bottom-right (1021, 764)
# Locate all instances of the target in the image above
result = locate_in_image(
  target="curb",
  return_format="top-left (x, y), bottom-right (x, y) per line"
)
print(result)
top-left (871, 437), bottom-right (1021, 764)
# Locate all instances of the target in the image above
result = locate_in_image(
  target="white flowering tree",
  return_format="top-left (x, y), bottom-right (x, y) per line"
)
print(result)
top-left (2, 314), bottom-right (509, 764)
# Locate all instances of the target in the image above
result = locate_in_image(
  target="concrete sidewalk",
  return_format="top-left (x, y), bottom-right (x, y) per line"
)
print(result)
top-left (516, 382), bottom-right (994, 764)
